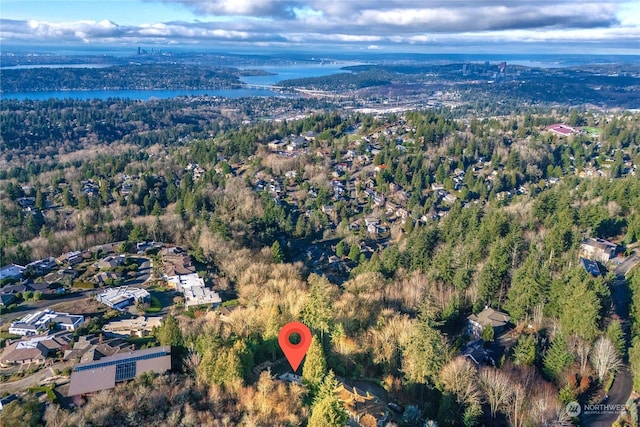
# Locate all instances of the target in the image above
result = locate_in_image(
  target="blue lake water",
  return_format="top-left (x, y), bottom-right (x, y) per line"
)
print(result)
top-left (1, 63), bottom-right (357, 101)
top-left (241, 63), bottom-right (355, 86)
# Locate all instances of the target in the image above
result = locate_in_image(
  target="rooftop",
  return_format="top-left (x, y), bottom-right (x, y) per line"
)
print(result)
top-left (9, 309), bottom-right (83, 335)
top-left (0, 264), bottom-right (25, 281)
top-left (166, 273), bottom-right (221, 308)
top-left (468, 307), bottom-right (511, 328)
top-left (73, 345), bottom-right (171, 371)
top-left (96, 286), bottom-right (150, 309)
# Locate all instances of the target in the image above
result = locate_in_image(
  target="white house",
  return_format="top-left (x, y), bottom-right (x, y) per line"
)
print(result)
top-left (9, 309), bottom-right (84, 336)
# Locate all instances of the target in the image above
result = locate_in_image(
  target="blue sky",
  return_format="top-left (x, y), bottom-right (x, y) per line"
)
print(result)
top-left (2, 0), bottom-right (639, 54)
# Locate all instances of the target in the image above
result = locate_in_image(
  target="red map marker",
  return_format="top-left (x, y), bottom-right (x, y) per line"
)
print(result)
top-left (278, 321), bottom-right (312, 372)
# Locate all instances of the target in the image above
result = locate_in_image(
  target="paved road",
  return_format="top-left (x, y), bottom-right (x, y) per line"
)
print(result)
top-left (2, 257), bottom-right (152, 329)
top-left (0, 291), bottom-right (90, 329)
top-left (1, 361), bottom-right (72, 394)
top-left (582, 251), bottom-right (639, 426)
top-left (126, 258), bottom-right (151, 287)
top-left (616, 253), bottom-right (640, 278)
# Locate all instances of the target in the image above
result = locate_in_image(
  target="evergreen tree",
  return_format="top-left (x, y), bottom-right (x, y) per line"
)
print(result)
top-left (513, 333), bottom-right (537, 366)
top-left (271, 240), bottom-right (285, 263)
top-left (199, 340), bottom-right (253, 388)
top-left (504, 249), bottom-right (550, 322)
top-left (301, 274), bottom-right (334, 341)
top-left (606, 320), bottom-right (626, 357)
top-left (482, 325), bottom-right (495, 342)
top-left (543, 335), bottom-right (574, 382)
top-left (348, 243), bottom-right (361, 262)
top-left (558, 278), bottom-right (601, 342)
top-left (308, 371), bottom-right (348, 427)
top-left (402, 308), bottom-right (449, 386)
top-left (302, 335), bottom-right (327, 395)
top-left (158, 314), bottom-right (183, 348)
top-left (629, 337), bottom-right (640, 391)
top-left (158, 314), bottom-right (183, 369)
top-left (34, 188), bottom-right (44, 210)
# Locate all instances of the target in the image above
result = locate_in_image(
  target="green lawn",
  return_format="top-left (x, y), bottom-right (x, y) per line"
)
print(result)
top-left (145, 295), bottom-right (163, 313)
top-left (583, 127), bottom-right (600, 136)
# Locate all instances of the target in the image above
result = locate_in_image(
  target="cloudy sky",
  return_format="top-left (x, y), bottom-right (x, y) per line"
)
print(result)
top-left (2, 0), bottom-right (639, 53)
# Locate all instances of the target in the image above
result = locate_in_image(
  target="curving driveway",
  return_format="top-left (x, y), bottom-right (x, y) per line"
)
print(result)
top-left (582, 251), bottom-right (639, 426)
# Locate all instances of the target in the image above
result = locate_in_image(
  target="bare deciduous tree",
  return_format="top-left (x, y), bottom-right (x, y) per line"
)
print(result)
top-left (567, 333), bottom-right (591, 376)
top-left (590, 336), bottom-right (622, 382)
top-left (508, 383), bottom-right (527, 427)
top-left (440, 357), bottom-right (482, 412)
top-left (479, 367), bottom-right (512, 418)
top-left (528, 381), bottom-right (572, 426)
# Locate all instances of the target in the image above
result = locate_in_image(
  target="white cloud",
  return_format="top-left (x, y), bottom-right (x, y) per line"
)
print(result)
top-left (159, 0), bottom-right (299, 18)
top-left (0, 0), bottom-right (638, 52)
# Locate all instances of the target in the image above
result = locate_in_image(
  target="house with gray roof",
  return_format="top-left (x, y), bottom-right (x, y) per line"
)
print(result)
top-left (68, 346), bottom-right (171, 396)
top-left (467, 307), bottom-right (511, 338)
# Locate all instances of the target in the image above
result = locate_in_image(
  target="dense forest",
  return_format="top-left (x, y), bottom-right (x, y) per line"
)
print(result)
top-left (1, 99), bottom-right (640, 426)
top-left (0, 64), bottom-right (246, 93)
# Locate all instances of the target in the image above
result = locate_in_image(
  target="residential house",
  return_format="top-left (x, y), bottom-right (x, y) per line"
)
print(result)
top-left (1, 283), bottom-right (30, 296)
top-left (25, 257), bottom-right (57, 276)
top-left (267, 140), bottom-right (285, 151)
top-left (57, 250), bottom-right (84, 267)
top-left (0, 264), bottom-right (25, 282)
top-left (364, 217), bottom-right (380, 227)
top-left (279, 373), bottom-right (302, 384)
top-left (322, 205), bottom-right (335, 215)
top-left (81, 180), bottom-right (99, 197)
top-left (335, 383), bottom-right (389, 427)
top-left (93, 271), bottom-right (123, 285)
top-left (396, 208), bottom-right (409, 220)
top-left (373, 193), bottom-right (385, 206)
top-left (579, 238), bottom-right (618, 263)
top-left (0, 294), bottom-right (16, 307)
top-left (135, 241), bottom-right (163, 254)
top-left (467, 307), bottom-right (511, 338)
top-left (443, 193), bottom-right (458, 204)
top-left (0, 331), bottom-right (72, 367)
top-left (63, 334), bottom-right (133, 363)
top-left (96, 255), bottom-right (126, 270)
top-left (96, 286), bottom-right (150, 310)
top-left (186, 163), bottom-right (206, 181)
top-left (44, 268), bottom-right (78, 286)
top-left (368, 223), bottom-right (386, 235)
top-left (160, 247), bottom-right (196, 277)
top-left (462, 339), bottom-right (496, 366)
top-left (9, 309), bottom-right (84, 336)
top-left (16, 197), bottom-right (35, 209)
top-left (15, 279), bottom-right (55, 295)
top-left (102, 316), bottom-right (163, 338)
top-left (68, 346), bottom-right (172, 396)
top-left (303, 130), bottom-right (317, 141)
top-left (166, 273), bottom-right (221, 308)
top-left (580, 257), bottom-right (601, 276)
